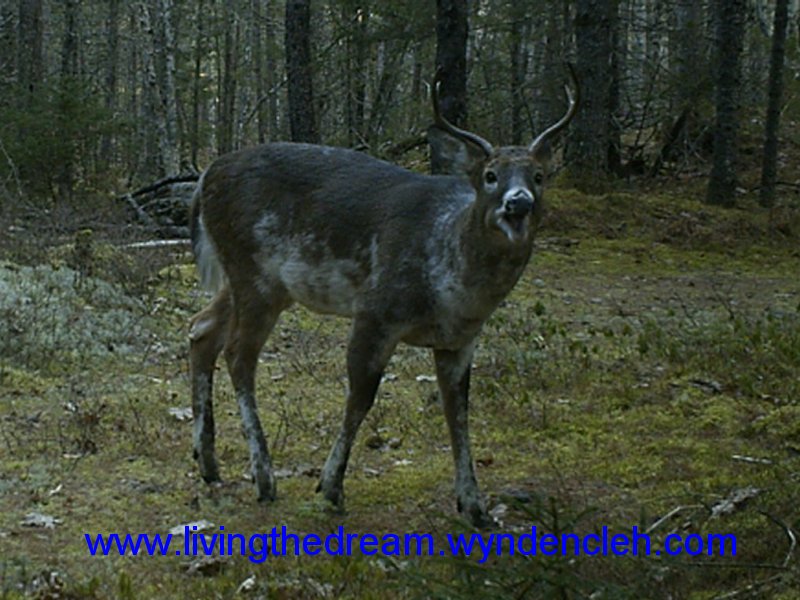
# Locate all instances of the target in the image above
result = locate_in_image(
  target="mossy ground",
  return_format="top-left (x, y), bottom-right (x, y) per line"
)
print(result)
top-left (1, 187), bottom-right (798, 599)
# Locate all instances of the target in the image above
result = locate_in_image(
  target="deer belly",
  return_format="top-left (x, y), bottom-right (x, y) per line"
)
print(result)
top-left (276, 258), bottom-right (362, 316)
top-left (403, 315), bottom-right (485, 349)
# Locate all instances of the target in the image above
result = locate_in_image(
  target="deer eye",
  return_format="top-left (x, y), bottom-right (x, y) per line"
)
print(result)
top-left (484, 170), bottom-right (498, 185)
top-left (534, 173), bottom-right (544, 185)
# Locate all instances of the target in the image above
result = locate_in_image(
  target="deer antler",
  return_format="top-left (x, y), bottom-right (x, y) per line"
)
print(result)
top-left (529, 62), bottom-right (580, 157)
top-left (432, 68), bottom-right (494, 157)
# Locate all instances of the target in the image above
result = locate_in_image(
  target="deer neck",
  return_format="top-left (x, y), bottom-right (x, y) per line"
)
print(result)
top-left (429, 199), bottom-right (534, 318)
top-left (466, 201), bottom-right (532, 285)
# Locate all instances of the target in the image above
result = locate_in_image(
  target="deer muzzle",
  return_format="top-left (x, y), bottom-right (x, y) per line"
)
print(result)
top-left (494, 187), bottom-right (534, 243)
top-left (503, 187), bottom-right (534, 217)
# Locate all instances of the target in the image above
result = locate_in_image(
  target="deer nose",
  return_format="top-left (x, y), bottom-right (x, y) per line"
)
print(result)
top-left (504, 188), bottom-right (534, 216)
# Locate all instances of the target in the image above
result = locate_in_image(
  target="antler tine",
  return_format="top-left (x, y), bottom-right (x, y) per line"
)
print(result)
top-left (528, 62), bottom-right (580, 156)
top-left (432, 68), bottom-right (494, 157)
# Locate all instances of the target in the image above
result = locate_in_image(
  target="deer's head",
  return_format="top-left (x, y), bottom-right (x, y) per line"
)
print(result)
top-left (428, 65), bottom-right (579, 245)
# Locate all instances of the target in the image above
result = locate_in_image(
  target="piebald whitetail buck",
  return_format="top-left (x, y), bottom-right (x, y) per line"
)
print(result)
top-left (188, 67), bottom-right (578, 526)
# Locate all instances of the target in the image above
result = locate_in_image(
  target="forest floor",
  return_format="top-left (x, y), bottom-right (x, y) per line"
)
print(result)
top-left (1, 185), bottom-right (799, 599)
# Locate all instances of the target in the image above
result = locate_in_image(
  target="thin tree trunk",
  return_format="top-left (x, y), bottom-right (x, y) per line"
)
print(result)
top-left (353, 5), bottom-right (367, 143)
top-left (367, 37), bottom-right (408, 142)
top-left (0, 4), bottom-right (16, 79)
top-left (218, 0), bottom-right (238, 154)
top-left (128, 5), bottom-right (142, 175)
top-left (759, 0), bottom-right (789, 208)
top-left (252, 0), bottom-right (267, 143)
top-left (607, 0), bottom-right (621, 175)
top-left (285, 0), bottom-right (318, 143)
top-left (190, 0), bottom-right (205, 168)
top-left (158, 0), bottom-right (180, 173)
top-left (409, 40), bottom-right (423, 130)
top-left (344, 2), bottom-right (368, 146)
top-left (101, 0), bottom-right (120, 161)
top-left (58, 0), bottom-right (80, 202)
top-left (509, 6), bottom-right (530, 145)
top-left (264, 0), bottom-right (279, 139)
top-left (344, 5), bottom-right (354, 146)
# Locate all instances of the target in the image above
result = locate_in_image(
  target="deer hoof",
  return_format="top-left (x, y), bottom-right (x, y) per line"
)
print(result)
top-left (253, 467), bottom-right (277, 503)
top-left (316, 481), bottom-right (345, 511)
top-left (458, 499), bottom-right (495, 529)
top-left (195, 452), bottom-right (220, 484)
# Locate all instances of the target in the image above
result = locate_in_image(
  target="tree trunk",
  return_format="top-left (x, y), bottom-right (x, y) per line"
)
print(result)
top-left (654, 0), bottom-right (705, 173)
top-left (628, 0), bottom-right (647, 108)
top-left (672, 0), bottom-right (703, 108)
top-left (285, 0), bottom-right (318, 143)
top-left (17, 0), bottom-right (44, 100)
top-left (434, 0), bottom-right (468, 127)
top-left (706, 0), bottom-right (746, 207)
top-left (61, 0), bottom-right (79, 78)
top-left (431, 0), bottom-right (468, 174)
top-left (138, 1), bottom-right (168, 177)
top-left (540, 0), bottom-right (565, 130)
top-left (759, 0), bottom-right (789, 208)
top-left (568, 0), bottom-right (615, 181)
top-left (58, 0), bottom-right (80, 202)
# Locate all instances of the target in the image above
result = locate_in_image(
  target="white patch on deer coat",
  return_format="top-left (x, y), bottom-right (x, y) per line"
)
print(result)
top-left (253, 220), bottom-right (363, 316)
top-left (195, 215), bottom-right (225, 292)
top-left (367, 235), bottom-right (380, 282)
top-left (426, 203), bottom-right (470, 312)
top-left (279, 256), bottom-right (361, 316)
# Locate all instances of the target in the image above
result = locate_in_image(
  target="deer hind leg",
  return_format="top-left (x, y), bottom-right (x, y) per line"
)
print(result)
top-left (189, 287), bottom-right (233, 483)
top-left (434, 343), bottom-right (490, 528)
top-left (318, 317), bottom-right (398, 509)
top-left (224, 284), bottom-right (288, 503)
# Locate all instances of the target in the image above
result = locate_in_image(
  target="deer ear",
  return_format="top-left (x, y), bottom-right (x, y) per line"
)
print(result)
top-left (427, 125), bottom-right (486, 177)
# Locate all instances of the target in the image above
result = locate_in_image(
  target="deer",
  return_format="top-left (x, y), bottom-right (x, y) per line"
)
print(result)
top-left (188, 66), bottom-right (578, 527)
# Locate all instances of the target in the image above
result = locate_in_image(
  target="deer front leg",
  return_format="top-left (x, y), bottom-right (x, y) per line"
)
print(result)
top-left (318, 318), bottom-right (398, 509)
top-left (434, 343), bottom-right (490, 527)
top-left (189, 289), bottom-right (232, 483)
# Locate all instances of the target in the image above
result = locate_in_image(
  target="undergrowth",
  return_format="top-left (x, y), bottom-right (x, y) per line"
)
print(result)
top-left (1, 188), bottom-right (798, 598)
